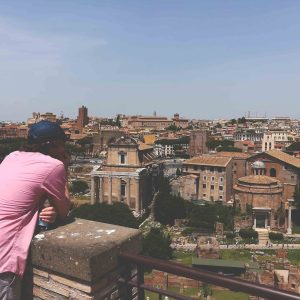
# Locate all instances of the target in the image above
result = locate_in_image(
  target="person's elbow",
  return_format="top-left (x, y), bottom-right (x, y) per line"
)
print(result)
top-left (56, 198), bottom-right (71, 220)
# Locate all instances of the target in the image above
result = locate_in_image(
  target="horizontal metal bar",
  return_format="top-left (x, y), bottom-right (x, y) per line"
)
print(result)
top-left (119, 252), bottom-right (300, 300)
top-left (119, 278), bottom-right (193, 300)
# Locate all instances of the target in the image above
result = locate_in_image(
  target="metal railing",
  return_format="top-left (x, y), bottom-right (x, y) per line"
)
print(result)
top-left (118, 252), bottom-right (300, 300)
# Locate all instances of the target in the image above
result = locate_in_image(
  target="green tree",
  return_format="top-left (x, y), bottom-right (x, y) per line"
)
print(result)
top-left (70, 180), bottom-right (89, 194)
top-left (76, 136), bottom-right (93, 147)
top-left (70, 202), bottom-right (138, 228)
top-left (239, 228), bottom-right (258, 243)
top-left (166, 124), bottom-right (182, 131)
top-left (294, 186), bottom-right (300, 208)
top-left (216, 146), bottom-right (242, 152)
top-left (65, 143), bottom-right (85, 158)
top-left (187, 203), bottom-right (234, 231)
top-left (206, 139), bottom-right (234, 151)
top-left (0, 138), bottom-right (27, 161)
top-left (115, 115), bottom-right (121, 128)
top-left (238, 117), bottom-right (246, 124)
top-left (201, 283), bottom-right (212, 299)
top-left (142, 227), bottom-right (173, 260)
top-left (153, 177), bottom-right (186, 225)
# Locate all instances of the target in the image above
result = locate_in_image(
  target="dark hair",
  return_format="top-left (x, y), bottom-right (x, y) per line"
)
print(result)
top-left (21, 141), bottom-right (61, 157)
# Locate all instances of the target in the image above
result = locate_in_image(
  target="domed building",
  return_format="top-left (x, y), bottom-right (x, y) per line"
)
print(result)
top-left (234, 175), bottom-right (284, 230)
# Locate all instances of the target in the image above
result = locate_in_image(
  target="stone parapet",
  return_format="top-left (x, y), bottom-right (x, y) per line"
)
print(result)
top-left (24, 218), bottom-right (142, 299)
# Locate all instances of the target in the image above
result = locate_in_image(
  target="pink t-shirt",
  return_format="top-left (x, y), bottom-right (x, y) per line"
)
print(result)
top-left (0, 151), bottom-right (68, 277)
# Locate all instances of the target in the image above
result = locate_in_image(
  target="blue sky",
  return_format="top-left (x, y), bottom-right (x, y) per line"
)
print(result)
top-left (1, 0), bottom-right (300, 121)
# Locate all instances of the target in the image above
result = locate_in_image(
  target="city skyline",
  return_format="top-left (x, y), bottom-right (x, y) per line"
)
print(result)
top-left (1, 1), bottom-right (300, 121)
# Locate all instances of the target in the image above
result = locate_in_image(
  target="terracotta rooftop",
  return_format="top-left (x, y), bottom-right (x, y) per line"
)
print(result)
top-left (143, 135), bottom-right (156, 145)
top-left (238, 175), bottom-right (280, 185)
top-left (212, 151), bottom-right (250, 159)
top-left (138, 142), bottom-right (153, 151)
top-left (266, 150), bottom-right (300, 169)
top-left (184, 156), bottom-right (232, 167)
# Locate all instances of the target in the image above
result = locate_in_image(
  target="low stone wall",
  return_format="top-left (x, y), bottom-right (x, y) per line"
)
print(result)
top-left (23, 219), bottom-right (142, 299)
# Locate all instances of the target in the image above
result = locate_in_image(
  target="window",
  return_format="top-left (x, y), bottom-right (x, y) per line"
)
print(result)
top-left (218, 167), bottom-right (223, 172)
top-left (219, 195), bottom-right (223, 200)
top-left (121, 180), bottom-right (126, 197)
top-left (203, 184), bottom-right (206, 189)
top-left (210, 167), bottom-right (214, 172)
top-left (200, 166), bottom-right (205, 171)
top-left (203, 193), bottom-right (206, 198)
top-left (270, 168), bottom-right (276, 177)
top-left (219, 186), bottom-right (223, 191)
top-left (211, 185), bottom-right (214, 190)
top-left (119, 152), bottom-right (127, 164)
top-left (211, 176), bottom-right (215, 182)
top-left (193, 165), bottom-right (198, 171)
top-left (220, 177), bottom-right (224, 183)
top-left (203, 175), bottom-right (207, 181)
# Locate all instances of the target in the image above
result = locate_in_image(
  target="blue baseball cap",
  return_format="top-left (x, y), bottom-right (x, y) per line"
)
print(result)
top-left (28, 120), bottom-right (67, 144)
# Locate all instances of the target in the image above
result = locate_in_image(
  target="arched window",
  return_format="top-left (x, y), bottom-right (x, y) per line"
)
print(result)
top-left (270, 168), bottom-right (277, 177)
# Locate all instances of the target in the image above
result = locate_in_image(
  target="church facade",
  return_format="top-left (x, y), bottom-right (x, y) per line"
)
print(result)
top-left (90, 136), bottom-right (160, 214)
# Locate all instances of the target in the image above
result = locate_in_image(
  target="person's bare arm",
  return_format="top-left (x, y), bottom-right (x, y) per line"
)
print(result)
top-left (50, 183), bottom-right (70, 220)
top-left (42, 165), bottom-right (71, 221)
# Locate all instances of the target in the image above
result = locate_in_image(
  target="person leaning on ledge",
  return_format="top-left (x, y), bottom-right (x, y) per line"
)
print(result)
top-left (0, 120), bottom-right (71, 300)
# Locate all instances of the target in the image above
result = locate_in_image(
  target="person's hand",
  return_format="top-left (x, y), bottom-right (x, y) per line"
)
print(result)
top-left (39, 206), bottom-right (57, 224)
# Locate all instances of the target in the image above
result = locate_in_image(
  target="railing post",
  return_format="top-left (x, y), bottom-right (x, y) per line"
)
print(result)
top-left (137, 265), bottom-right (145, 300)
top-left (120, 261), bottom-right (133, 299)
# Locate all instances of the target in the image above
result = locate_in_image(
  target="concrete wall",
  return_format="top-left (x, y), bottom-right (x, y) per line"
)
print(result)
top-left (23, 219), bottom-right (142, 299)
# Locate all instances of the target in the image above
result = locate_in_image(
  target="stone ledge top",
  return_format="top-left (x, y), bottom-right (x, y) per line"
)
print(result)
top-left (30, 218), bottom-right (142, 282)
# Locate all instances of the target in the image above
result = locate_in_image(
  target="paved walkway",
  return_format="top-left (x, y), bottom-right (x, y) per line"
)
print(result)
top-left (219, 244), bottom-right (300, 250)
top-left (171, 243), bottom-right (300, 251)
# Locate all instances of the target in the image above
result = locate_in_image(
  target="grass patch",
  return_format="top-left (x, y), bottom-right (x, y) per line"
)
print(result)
top-left (172, 250), bottom-right (195, 266)
top-left (213, 290), bottom-right (249, 300)
top-left (219, 249), bottom-right (252, 262)
top-left (288, 250), bottom-right (300, 266)
top-left (292, 225), bottom-right (300, 234)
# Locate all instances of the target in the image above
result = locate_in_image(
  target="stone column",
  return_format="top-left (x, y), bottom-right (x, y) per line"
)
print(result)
top-left (253, 213), bottom-right (257, 229)
top-left (108, 177), bottom-right (112, 204)
top-left (119, 178), bottom-right (122, 202)
top-left (287, 205), bottom-right (292, 235)
top-left (99, 177), bottom-right (103, 203)
top-left (90, 176), bottom-right (95, 204)
top-left (95, 177), bottom-right (100, 203)
top-left (136, 178), bottom-right (140, 213)
top-left (27, 219), bottom-right (142, 300)
top-left (126, 178), bottom-right (131, 207)
top-left (265, 214), bottom-right (268, 229)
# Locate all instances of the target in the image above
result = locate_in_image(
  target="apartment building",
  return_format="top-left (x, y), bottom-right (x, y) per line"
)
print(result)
top-left (183, 156), bottom-right (233, 202)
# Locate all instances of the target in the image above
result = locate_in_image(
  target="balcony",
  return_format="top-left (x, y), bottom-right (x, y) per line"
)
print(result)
top-left (23, 219), bottom-right (300, 299)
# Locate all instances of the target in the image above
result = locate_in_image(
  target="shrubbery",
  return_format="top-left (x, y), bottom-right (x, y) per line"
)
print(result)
top-left (226, 232), bottom-right (235, 239)
top-left (269, 232), bottom-right (284, 241)
top-left (70, 202), bottom-right (138, 228)
top-left (142, 227), bottom-right (173, 260)
top-left (239, 228), bottom-right (258, 242)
